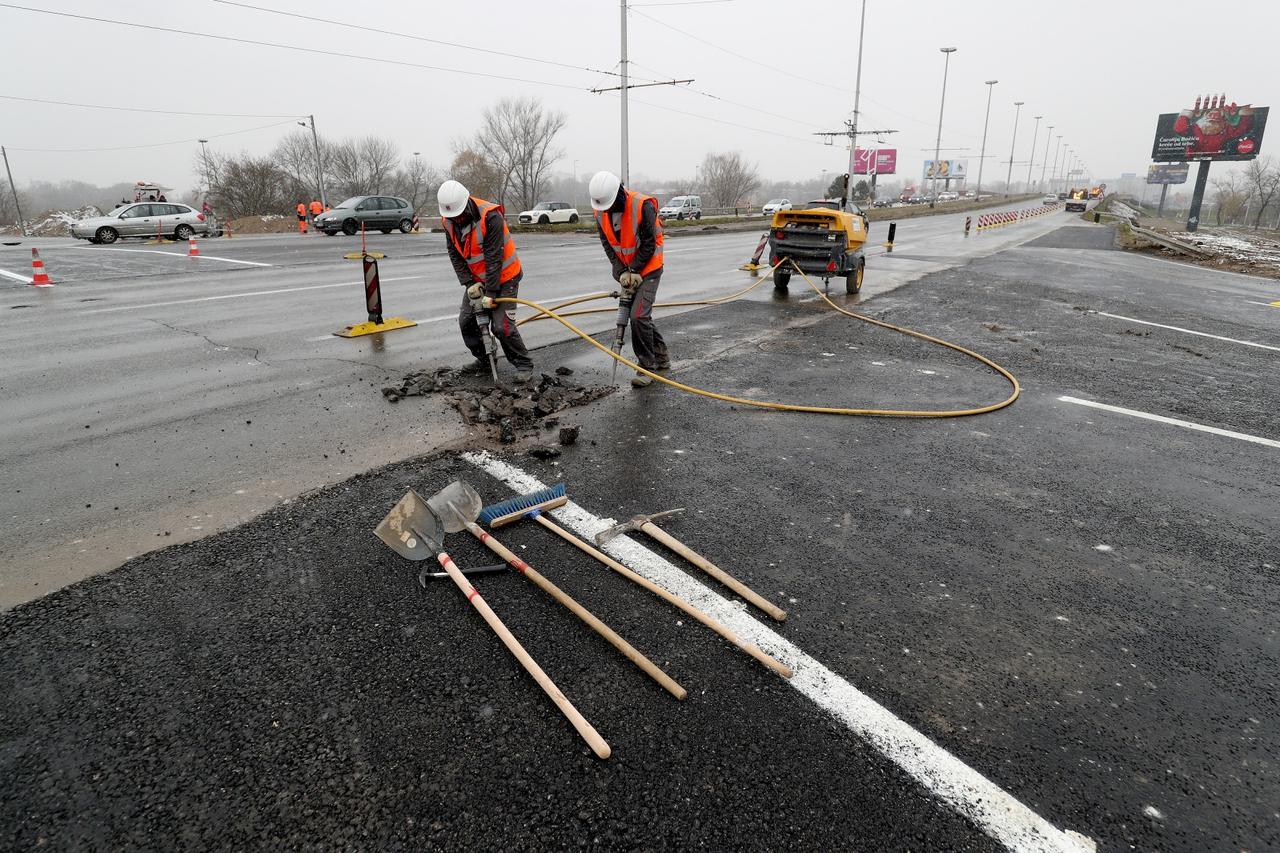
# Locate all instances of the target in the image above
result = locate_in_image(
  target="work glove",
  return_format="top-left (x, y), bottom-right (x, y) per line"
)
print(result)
top-left (619, 271), bottom-right (644, 295)
top-left (466, 283), bottom-right (496, 311)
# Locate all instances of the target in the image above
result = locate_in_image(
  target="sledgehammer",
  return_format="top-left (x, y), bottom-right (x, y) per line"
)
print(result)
top-left (595, 510), bottom-right (787, 622)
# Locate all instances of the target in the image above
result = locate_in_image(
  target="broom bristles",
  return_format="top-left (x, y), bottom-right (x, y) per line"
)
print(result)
top-left (478, 483), bottom-right (568, 528)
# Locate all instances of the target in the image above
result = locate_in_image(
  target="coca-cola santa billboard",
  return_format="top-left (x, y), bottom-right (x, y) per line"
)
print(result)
top-left (1151, 94), bottom-right (1268, 162)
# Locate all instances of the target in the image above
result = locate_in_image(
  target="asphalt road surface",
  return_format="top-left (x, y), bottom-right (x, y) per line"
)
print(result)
top-left (5, 211), bottom-right (1279, 851)
top-left (0, 198), bottom-right (1065, 609)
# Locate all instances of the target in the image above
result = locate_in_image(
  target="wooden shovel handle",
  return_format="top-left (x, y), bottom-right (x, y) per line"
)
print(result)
top-left (436, 551), bottom-right (611, 759)
top-left (642, 522), bottom-right (788, 622)
top-left (464, 522), bottom-right (686, 701)
top-left (534, 516), bottom-right (793, 679)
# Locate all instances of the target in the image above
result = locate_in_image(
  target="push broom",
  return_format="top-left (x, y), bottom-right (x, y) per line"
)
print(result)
top-left (479, 485), bottom-right (793, 679)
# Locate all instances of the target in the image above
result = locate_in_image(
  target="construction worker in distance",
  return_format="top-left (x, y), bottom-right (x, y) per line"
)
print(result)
top-left (437, 179), bottom-right (535, 382)
top-left (295, 201), bottom-right (308, 234)
top-left (588, 170), bottom-right (669, 387)
top-left (309, 197), bottom-right (323, 229)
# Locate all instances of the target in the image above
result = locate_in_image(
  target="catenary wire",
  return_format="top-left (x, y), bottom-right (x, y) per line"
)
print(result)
top-left (6, 119), bottom-right (300, 153)
top-left (0, 93), bottom-right (301, 119)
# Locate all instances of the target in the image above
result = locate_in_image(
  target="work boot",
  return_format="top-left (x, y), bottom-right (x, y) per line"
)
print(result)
top-left (459, 358), bottom-right (489, 374)
top-left (655, 357), bottom-right (672, 371)
top-left (513, 367), bottom-right (534, 383)
top-left (630, 370), bottom-right (653, 388)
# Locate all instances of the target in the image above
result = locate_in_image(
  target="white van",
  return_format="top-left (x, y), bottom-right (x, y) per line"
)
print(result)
top-left (659, 195), bottom-right (702, 221)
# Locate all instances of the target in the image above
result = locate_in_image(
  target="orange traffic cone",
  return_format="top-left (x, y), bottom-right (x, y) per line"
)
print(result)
top-left (30, 248), bottom-right (53, 286)
top-left (188, 236), bottom-right (200, 256)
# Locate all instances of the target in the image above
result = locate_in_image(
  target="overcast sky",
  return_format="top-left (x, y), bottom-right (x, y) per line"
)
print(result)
top-left (2, 0), bottom-right (1277, 194)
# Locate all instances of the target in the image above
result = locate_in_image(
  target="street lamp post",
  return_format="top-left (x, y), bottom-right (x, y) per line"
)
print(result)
top-left (1040, 125), bottom-right (1054, 192)
top-left (298, 115), bottom-right (327, 207)
top-left (975, 79), bottom-right (998, 198)
top-left (1051, 136), bottom-right (1063, 193)
top-left (1025, 115), bottom-right (1042, 191)
top-left (930, 47), bottom-right (957, 208)
top-left (1004, 101), bottom-right (1024, 196)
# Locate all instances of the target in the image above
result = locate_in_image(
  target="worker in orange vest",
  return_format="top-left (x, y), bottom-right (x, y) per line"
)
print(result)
top-left (587, 170), bottom-right (669, 387)
top-left (437, 180), bottom-right (534, 382)
top-left (308, 197), bottom-right (323, 228)
top-left (295, 201), bottom-right (307, 234)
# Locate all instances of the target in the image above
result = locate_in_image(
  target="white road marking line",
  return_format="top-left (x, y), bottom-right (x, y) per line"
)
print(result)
top-left (1095, 311), bottom-right (1280, 353)
top-left (1057, 396), bottom-right (1280, 450)
top-left (84, 275), bottom-right (423, 313)
top-left (73, 245), bottom-right (272, 266)
top-left (463, 450), bottom-right (1096, 853)
top-left (0, 267), bottom-right (31, 283)
top-left (1245, 300), bottom-right (1280, 308)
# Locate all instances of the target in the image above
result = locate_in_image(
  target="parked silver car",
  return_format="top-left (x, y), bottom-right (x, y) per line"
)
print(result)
top-left (71, 202), bottom-right (211, 244)
top-left (314, 195), bottom-right (415, 236)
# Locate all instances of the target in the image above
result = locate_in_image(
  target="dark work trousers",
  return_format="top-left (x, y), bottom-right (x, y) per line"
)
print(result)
top-left (458, 280), bottom-right (533, 370)
top-left (629, 272), bottom-right (669, 369)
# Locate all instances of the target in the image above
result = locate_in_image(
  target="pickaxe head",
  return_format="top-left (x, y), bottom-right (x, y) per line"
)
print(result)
top-left (593, 508), bottom-right (684, 547)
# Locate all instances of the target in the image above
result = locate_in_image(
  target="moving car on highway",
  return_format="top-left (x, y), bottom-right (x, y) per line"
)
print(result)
top-left (659, 195), bottom-right (702, 220)
top-left (937, 191), bottom-right (960, 202)
top-left (1044, 194), bottom-right (1059, 204)
top-left (762, 198), bottom-right (792, 215)
top-left (71, 202), bottom-right (211, 244)
top-left (517, 202), bottom-right (580, 225)
top-left (314, 196), bottom-right (415, 236)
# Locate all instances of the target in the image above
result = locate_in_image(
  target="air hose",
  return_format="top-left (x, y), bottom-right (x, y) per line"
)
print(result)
top-left (497, 261), bottom-right (1020, 418)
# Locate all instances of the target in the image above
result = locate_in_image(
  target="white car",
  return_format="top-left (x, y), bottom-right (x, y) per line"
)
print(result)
top-left (517, 201), bottom-right (580, 225)
top-left (1043, 194), bottom-right (1059, 204)
top-left (762, 198), bottom-right (792, 216)
top-left (937, 191), bottom-right (960, 202)
top-left (659, 195), bottom-right (702, 220)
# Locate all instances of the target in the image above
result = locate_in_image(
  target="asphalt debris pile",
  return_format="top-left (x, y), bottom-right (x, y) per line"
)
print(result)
top-left (382, 365), bottom-right (613, 444)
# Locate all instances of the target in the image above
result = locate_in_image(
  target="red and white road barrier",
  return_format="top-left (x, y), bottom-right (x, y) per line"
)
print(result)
top-left (29, 248), bottom-right (53, 286)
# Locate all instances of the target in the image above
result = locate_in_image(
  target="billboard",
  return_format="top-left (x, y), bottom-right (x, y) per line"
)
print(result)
top-left (1147, 163), bottom-right (1190, 185)
top-left (853, 148), bottom-right (897, 175)
top-left (1151, 96), bottom-right (1268, 162)
top-left (924, 159), bottom-right (968, 180)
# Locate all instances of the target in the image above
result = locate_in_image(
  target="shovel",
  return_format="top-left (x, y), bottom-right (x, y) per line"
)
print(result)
top-left (375, 488), bottom-right (610, 758)
top-left (427, 481), bottom-right (685, 700)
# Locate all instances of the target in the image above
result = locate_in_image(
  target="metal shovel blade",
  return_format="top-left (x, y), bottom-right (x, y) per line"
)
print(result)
top-left (425, 480), bottom-right (484, 532)
top-left (374, 488), bottom-right (444, 560)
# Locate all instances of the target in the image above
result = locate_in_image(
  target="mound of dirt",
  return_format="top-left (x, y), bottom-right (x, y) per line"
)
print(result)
top-left (382, 366), bottom-right (614, 443)
top-left (225, 214), bottom-right (292, 235)
top-left (0, 206), bottom-right (103, 237)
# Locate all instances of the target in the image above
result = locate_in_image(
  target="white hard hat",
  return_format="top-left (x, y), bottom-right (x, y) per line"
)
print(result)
top-left (437, 180), bottom-right (470, 218)
top-left (588, 170), bottom-right (622, 211)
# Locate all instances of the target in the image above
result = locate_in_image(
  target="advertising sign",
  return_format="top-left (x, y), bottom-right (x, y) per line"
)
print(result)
top-left (1147, 164), bottom-right (1190, 185)
top-left (853, 148), bottom-right (897, 175)
top-left (1151, 96), bottom-right (1268, 162)
top-left (924, 159), bottom-right (968, 180)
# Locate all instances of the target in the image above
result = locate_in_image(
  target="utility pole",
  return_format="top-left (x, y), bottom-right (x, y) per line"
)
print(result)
top-left (930, 47), bottom-right (957, 208)
top-left (1005, 101), bottom-right (1023, 196)
top-left (1, 146), bottom-right (26, 237)
top-left (298, 115), bottom-right (327, 207)
top-left (197, 138), bottom-right (210, 198)
top-left (975, 79), bottom-right (998, 198)
top-left (1025, 115), bottom-right (1042, 191)
top-left (1040, 125), bottom-right (1054, 192)
top-left (845, 0), bottom-right (867, 207)
top-left (1051, 136), bottom-right (1063, 193)
top-left (813, 126), bottom-right (897, 201)
top-left (594, 0), bottom-right (692, 185)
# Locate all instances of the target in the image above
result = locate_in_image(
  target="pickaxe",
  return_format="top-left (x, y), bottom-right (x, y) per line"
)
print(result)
top-left (595, 509), bottom-right (787, 622)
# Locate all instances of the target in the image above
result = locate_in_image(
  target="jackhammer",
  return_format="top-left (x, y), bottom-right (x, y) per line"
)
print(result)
top-left (468, 284), bottom-right (501, 383)
top-left (610, 291), bottom-right (634, 384)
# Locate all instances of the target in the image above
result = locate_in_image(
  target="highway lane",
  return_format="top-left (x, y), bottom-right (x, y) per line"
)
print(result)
top-left (0, 200), bottom-right (1073, 609)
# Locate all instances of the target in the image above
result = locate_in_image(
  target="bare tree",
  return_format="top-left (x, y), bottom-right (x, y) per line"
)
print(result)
top-left (0, 185), bottom-right (30, 228)
top-left (327, 136), bottom-right (400, 199)
top-left (475, 96), bottom-right (567, 210)
top-left (668, 177), bottom-right (697, 196)
top-left (206, 153), bottom-right (292, 217)
top-left (700, 151), bottom-right (760, 209)
top-left (394, 155), bottom-right (443, 213)
top-left (272, 130), bottom-right (328, 202)
top-left (449, 146), bottom-right (502, 200)
top-left (1211, 172), bottom-right (1249, 225)
top-left (1242, 156), bottom-right (1280, 227)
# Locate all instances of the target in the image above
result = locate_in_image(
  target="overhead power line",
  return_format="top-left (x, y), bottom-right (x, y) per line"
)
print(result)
top-left (211, 0), bottom-right (631, 81)
top-left (6, 119), bottom-right (299, 153)
top-left (0, 93), bottom-right (301, 119)
top-left (0, 3), bottom-right (587, 91)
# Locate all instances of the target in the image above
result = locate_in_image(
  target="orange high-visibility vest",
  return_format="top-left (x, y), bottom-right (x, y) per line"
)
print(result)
top-left (443, 197), bottom-right (522, 285)
top-left (595, 189), bottom-right (664, 277)
top-left (296, 202), bottom-right (306, 216)
top-left (309, 200), bottom-right (323, 215)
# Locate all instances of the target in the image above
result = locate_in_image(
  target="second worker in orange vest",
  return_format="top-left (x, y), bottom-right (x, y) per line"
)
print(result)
top-left (588, 170), bottom-right (669, 388)
top-left (295, 201), bottom-right (308, 234)
top-left (437, 179), bottom-right (534, 381)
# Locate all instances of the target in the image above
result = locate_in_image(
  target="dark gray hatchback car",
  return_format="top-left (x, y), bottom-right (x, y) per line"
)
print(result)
top-left (315, 195), bottom-right (415, 236)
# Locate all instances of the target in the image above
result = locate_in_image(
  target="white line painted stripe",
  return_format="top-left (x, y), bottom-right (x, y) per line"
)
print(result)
top-left (1245, 300), bottom-right (1280, 308)
top-left (462, 450), bottom-right (1096, 853)
top-left (1096, 311), bottom-right (1280, 353)
top-left (185, 253), bottom-right (272, 267)
top-left (73, 245), bottom-right (271, 266)
top-left (85, 275), bottom-right (423, 313)
top-left (0, 267), bottom-right (31, 283)
top-left (1057, 396), bottom-right (1280, 449)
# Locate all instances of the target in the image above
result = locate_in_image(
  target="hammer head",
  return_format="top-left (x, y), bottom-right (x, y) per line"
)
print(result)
top-left (593, 508), bottom-right (684, 547)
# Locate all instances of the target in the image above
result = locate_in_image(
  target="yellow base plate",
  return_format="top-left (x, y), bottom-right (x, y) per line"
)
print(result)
top-left (739, 262), bottom-right (763, 271)
top-left (333, 316), bottom-right (417, 338)
top-left (1271, 300), bottom-right (1280, 308)
top-left (343, 251), bottom-right (387, 260)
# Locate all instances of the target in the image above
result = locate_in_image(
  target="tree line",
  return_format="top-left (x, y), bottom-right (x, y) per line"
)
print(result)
top-left (1211, 156), bottom-right (1280, 227)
